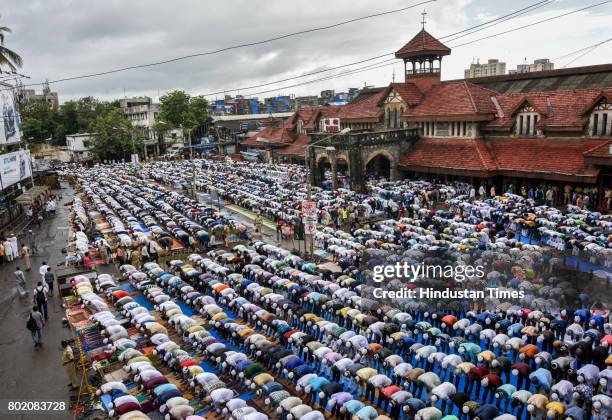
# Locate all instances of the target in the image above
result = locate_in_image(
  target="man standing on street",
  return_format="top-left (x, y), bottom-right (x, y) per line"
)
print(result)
top-left (21, 244), bottom-right (31, 271)
top-left (14, 266), bottom-right (28, 298)
top-left (44, 267), bottom-right (55, 297)
top-left (9, 233), bottom-right (18, 260)
top-left (62, 340), bottom-right (78, 390)
top-left (33, 281), bottom-right (49, 321)
top-left (27, 307), bottom-right (44, 348)
top-left (39, 261), bottom-right (50, 283)
top-left (4, 239), bottom-right (13, 262)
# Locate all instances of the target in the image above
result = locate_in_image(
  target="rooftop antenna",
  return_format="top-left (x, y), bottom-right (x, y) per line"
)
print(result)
top-left (421, 9), bottom-right (427, 30)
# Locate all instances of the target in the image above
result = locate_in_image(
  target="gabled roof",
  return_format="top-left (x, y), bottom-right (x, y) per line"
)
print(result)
top-left (401, 81), bottom-right (497, 121)
top-left (335, 89), bottom-right (385, 122)
top-left (377, 82), bottom-right (424, 107)
top-left (583, 140), bottom-right (612, 158)
top-left (277, 135), bottom-right (309, 158)
top-left (395, 29), bottom-right (451, 59)
top-left (484, 88), bottom-right (612, 131)
top-left (580, 91), bottom-right (612, 115)
top-left (242, 125), bottom-right (296, 147)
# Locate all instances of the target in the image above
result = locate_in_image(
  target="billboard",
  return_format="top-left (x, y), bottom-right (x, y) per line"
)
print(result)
top-left (0, 90), bottom-right (21, 145)
top-left (0, 150), bottom-right (31, 190)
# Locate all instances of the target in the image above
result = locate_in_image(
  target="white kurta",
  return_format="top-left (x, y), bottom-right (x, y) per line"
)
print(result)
top-left (9, 236), bottom-right (18, 258)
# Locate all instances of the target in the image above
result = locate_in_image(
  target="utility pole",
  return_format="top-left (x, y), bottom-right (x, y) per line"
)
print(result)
top-left (302, 128), bottom-right (350, 257)
top-left (144, 128), bottom-right (148, 161)
top-left (189, 128), bottom-right (196, 199)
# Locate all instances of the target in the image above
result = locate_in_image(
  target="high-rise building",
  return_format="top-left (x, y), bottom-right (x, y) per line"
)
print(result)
top-left (464, 59), bottom-right (506, 79)
top-left (510, 58), bottom-right (554, 74)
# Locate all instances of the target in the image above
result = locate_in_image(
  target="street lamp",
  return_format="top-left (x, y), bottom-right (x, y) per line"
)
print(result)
top-left (302, 127), bottom-right (350, 256)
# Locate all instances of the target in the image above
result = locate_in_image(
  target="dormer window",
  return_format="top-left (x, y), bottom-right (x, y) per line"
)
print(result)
top-left (514, 104), bottom-right (539, 137)
top-left (589, 100), bottom-right (611, 137)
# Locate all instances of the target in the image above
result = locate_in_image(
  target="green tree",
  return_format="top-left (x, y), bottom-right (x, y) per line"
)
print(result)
top-left (19, 100), bottom-right (58, 142)
top-left (159, 90), bottom-right (192, 127)
top-left (189, 95), bottom-right (209, 138)
top-left (22, 118), bottom-right (47, 142)
top-left (158, 90), bottom-right (209, 144)
top-left (88, 108), bottom-right (142, 161)
top-left (0, 19), bottom-right (23, 71)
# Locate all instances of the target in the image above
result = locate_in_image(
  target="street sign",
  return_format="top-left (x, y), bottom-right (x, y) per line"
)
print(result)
top-left (301, 201), bottom-right (317, 219)
top-left (304, 220), bottom-right (317, 234)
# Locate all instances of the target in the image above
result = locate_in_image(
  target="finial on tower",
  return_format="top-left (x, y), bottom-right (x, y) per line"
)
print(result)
top-left (421, 9), bottom-right (427, 29)
top-left (392, 67), bottom-right (396, 83)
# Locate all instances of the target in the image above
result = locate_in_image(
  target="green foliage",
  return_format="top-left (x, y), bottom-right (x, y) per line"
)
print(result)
top-left (158, 90), bottom-right (208, 130)
top-left (88, 108), bottom-right (142, 161)
top-left (19, 100), bottom-right (57, 142)
top-left (19, 96), bottom-right (122, 146)
top-left (0, 20), bottom-right (23, 71)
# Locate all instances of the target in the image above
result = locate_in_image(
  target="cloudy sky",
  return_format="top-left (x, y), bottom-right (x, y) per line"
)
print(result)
top-left (2, 0), bottom-right (611, 103)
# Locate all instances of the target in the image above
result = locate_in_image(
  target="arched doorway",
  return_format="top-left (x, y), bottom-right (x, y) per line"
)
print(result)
top-left (366, 153), bottom-right (391, 180)
top-left (336, 156), bottom-right (350, 189)
top-left (314, 156), bottom-right (330, 188)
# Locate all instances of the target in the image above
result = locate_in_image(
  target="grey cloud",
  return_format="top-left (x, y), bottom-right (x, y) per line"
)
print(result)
top-left (1, 0), bottom-right (609, 101)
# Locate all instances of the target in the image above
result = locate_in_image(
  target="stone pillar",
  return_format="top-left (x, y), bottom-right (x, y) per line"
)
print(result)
top-left (331, 159), bottom-right (338, 191)
top-left (390, 164), bottom-right (399, 181)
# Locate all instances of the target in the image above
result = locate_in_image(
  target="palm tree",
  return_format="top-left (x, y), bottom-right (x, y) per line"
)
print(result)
top-left (0, 20), bottom-right (23, 71)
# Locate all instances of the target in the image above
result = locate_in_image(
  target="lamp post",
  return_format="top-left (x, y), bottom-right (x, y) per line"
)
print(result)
top-left (302, 127), bottom-right (350, 257)
top-left (181, 124), bottom-right (197, 200)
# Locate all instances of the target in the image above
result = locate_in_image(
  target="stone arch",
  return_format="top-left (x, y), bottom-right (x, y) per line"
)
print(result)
top-left (365, 149), bottom-right (396, 167)
top-left (365, 150), bottom-right (396, 180)
top-left (313, 153), bottom-right (331, 187)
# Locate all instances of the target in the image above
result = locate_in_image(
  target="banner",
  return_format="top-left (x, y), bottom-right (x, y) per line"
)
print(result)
top-left (0, 150), bottom-right (31, 190)
top-left (322, 117), bottom-right (340, 133)
top-left (0, 90), bottom-right (21, 145)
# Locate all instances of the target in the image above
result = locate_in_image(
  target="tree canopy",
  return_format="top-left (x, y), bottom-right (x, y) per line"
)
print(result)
top-left (88, 107), bottom-right (142, 162)
top-left (158, 90), bottom-right (209, 137)
top-left (19, 96), bottom-right (122, 145)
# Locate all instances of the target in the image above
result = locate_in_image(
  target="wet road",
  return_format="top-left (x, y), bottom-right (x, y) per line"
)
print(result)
top-left (0, 184), bottom-right (81, 419)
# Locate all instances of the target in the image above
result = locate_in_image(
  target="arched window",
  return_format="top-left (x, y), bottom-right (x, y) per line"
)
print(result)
top-left (590, 100), bottom-right (612, 136)
top-left (514, 103), bottom-right (539, 137)
top-left (385, 109), bottom-right (390, 128)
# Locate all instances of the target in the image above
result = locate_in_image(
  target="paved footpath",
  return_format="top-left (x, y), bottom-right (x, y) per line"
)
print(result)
top-left (0, 184), bottom-right (92, 419)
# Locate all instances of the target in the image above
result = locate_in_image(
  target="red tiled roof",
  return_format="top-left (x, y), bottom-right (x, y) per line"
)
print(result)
top-left (242, 126), bottom-right (296, 147)
top-left (401, 81), bottom-right (497, 120)
top-left (583, 140), bottom-right (612, 158)
top-left (488, 138), bottom-right (604, 177)
top-left (277, 135), bottom-right (309, 158)
top-left (378, 82), bottom-right (424, 107)
top-left (485, 88), bottom-right (612, 131)
top-left (335, 89), bottom-right (385, 122)
top-left (400, 137), bottom-right (606, 180)
top-left (399, 138), bottom-right (497, 172)
top-left (295, 107), bottom-right (320, 130)
top-left (395, 29), bottom-right (451, 58)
